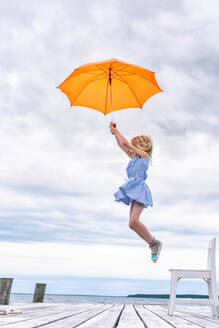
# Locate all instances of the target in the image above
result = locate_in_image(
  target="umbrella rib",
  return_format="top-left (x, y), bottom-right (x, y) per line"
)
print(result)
top-left (114, 73), bottom-right (143, 108)
top-left (112, 64), bottom-right (154, 82)
top-left (94, 63), bottom-right (129, 78)
top-left (114, 73), bottom-right (136, 76)
top-left (84, 72), bottom-right (105, 75)
top-left (112, 64), bottom-right (129, 75)
top-left (112, 63), bottom-right (161, 88)
top-left (118, 70), bottom-right (160, 89)
top-left (70, 75), bottom-right (106, 105)
top-left (95, 64), bottom-right (108, 75)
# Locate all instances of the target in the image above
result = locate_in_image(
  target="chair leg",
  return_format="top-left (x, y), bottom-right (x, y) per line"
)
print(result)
top-left (207, 278), bottom-right (219, 317)
top-left (210, 277), bottom-right (219, 317)
top-left (168, 273), bottom-right (178, 315)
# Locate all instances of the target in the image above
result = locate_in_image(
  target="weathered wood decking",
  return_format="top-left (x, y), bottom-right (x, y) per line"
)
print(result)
top-left (0, 302), bottom-right (218, 327)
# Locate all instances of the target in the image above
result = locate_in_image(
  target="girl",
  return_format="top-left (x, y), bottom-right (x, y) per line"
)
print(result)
top-left (110, 122), bottom-right (162, 263)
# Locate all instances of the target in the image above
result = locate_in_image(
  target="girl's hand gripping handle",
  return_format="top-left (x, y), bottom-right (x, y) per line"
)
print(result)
top-left (110, 121), bottom-right (117, 135)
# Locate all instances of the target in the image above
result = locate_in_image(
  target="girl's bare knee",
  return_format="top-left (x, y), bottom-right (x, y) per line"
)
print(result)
top-left (129, 218), bottom-right (139, 230)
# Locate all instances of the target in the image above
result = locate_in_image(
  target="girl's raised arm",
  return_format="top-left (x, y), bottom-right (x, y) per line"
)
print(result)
top-left (122, 141), bottom-right (148, 159)
top-left (110, 122), bottom-right (148, 159)
top-left (110, 122), bottom-right (134, 158)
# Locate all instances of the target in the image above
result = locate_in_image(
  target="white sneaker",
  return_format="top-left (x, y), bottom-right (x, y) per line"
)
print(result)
top-left (149, 239), bottom-right (162, 263)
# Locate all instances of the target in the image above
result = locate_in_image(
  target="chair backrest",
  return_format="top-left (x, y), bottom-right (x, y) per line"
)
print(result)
top-left (207, 238), bottom-right (216, 274)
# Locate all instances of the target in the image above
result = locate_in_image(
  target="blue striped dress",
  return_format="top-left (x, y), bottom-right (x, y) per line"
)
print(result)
top-left (114, 154), bottom-right (153, 208)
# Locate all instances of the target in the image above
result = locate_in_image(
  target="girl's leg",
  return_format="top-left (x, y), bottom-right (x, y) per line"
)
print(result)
top-left (129, 200), bottom-right (154, 244)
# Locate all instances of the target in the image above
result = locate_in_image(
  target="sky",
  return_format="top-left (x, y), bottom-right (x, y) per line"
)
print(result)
top-left (0, 0), bottom-right (219, 297)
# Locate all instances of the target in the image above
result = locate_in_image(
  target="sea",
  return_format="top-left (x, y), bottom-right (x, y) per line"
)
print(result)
top-left (10, 293), bottom-right (211, 306)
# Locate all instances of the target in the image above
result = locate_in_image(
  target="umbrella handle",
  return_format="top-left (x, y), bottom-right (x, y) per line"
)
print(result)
top-left (110, 121), bottom-right (116, 128)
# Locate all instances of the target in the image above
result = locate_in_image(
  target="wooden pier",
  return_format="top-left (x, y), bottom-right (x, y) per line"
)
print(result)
top-left (0, 302), bottom-right (218, 327)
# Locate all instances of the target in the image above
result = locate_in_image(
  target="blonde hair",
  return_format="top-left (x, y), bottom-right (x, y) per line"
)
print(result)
top-left (131, 135), bottom-right (153, 163)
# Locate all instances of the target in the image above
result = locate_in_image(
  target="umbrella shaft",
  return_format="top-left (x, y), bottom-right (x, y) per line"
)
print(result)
top-left (109, 67), bottom-right (113, 119)
top-left (109, 67), bottom-right (112, 85)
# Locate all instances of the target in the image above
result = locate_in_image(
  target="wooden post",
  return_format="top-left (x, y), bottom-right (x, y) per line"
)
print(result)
top-left (0, 278), bottom-right (13, 305)
top-left (33, 283), bottom-right (46, 303)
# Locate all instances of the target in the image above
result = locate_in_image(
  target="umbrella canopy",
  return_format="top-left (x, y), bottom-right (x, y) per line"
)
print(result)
top-left (57, 58), bottom-right (162, 115)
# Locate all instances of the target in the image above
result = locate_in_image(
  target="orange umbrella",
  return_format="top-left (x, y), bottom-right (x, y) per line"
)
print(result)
top-left (57, 58), bottom-right (162, 116)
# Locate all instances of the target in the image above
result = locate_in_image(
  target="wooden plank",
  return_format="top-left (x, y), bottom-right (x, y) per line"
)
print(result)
top-left (0, 303), bottom-right (102, 327)
top-left (0, 303), bottom-right (218, 328)
top-left (168, 305), bottom-right (213, 316)
top-left (156, 305), bottom-right (219, 327)
top-left (145, 305), bottom-right (202, 328)
top-left (0, 303), bottom-right (65, 312)
top-left (134, 305), bottom-right (172, 328)
top-left (74, 304), bottom-right (124, 328)
top-left (0, 304), bottom-right (69, 323)
top-left (161, 304), bottom-right (212, 316)
top-left (172, 309), bottom-right (219, 328)
top-left (179, 310), bottom-right (219, 324)
top-left (0, 304), bottom-right (80, 324)
top-left (169, 306), bottom-right (219, 327)
top-left (116, 304), bottom-right (145, 328)
top-left (0, 303), bottom-right (99, 323)
top-left (27, 304), bottom-right (114, 328)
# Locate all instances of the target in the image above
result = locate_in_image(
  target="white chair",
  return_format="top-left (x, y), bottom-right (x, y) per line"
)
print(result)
top-left (168, 237), bottom-right (219, 317)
